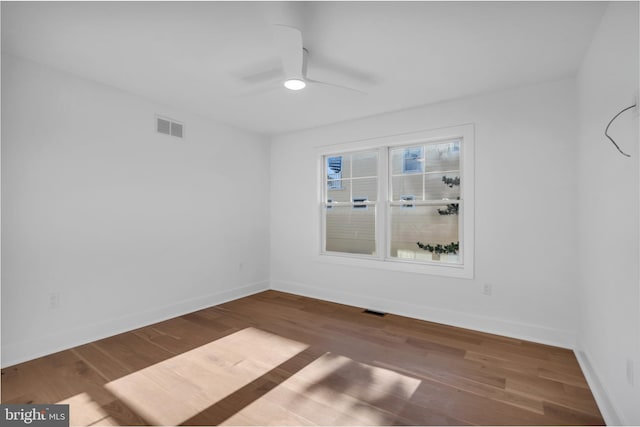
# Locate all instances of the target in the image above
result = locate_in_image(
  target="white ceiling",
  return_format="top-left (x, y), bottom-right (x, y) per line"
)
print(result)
top-left (2, 1), bottom-right (607, 136)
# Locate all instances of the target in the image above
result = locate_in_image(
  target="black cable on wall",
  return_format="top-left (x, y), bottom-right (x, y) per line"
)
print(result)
top-left (604, 104), bottom-right (636, 157)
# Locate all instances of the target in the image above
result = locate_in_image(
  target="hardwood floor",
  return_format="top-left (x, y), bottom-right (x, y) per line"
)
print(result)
top-left (1, 290), bottom-right (604, 426)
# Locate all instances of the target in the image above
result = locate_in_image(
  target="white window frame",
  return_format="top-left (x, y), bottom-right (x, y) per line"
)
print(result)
top-left (317, 124), bottom-right (475, 279)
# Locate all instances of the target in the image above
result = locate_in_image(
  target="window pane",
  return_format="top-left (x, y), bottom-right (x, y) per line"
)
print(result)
top-left (325, 205), bottom-right (376, 255)
top-left (327, 154), bottom-right (352, 178)
top-left (390, 148), bottom-right (404, 175)
top-left (352, 151), bottom-right (378, 178)
top-left (425, 173), bottom-right (460, 200)
top-left (327, 156), bottom-right (343, 181)
top-left (391, 175), bottom-right (422, 201)
top-left (341, 155), bottom-right (352, 178)
top-left (403, 147), bottom-right (424, 173)
top-left (390, 146), bottom-right (425, 175)
top-left (327, 179), bottom-right (343, 190)
top-left (425, 141), bottom-right (460, 172)
top-left (390, 204), bottom-right (460, 264)
top-left (352, 177), bottom-right (378, 201)
top-left (327, 180), bottom-right (351, 202)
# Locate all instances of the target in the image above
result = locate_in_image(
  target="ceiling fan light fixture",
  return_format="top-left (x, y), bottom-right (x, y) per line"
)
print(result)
top-left (284, 79), bottom-right (306, 91)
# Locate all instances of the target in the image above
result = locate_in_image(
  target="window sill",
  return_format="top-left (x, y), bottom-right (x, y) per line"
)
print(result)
top-left (317, 252), bottom-right (474, 279)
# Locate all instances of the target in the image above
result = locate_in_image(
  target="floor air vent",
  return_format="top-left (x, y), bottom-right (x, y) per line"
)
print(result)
top-left (363, 309), bottom-right (386, 317)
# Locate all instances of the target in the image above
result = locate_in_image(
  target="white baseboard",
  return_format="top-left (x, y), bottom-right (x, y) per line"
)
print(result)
top-left (575, 350), bottom-right (624, 426)
top-left (1, 281), bottom-right (269, 368)
top-left (270, 279), bottom-right (577, 349)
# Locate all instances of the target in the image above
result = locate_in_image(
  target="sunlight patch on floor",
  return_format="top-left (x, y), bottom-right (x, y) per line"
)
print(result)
top-left (221, 353), bottom-right (422, 426)
top-left (58, 392), bottom-right (116, 426)
top-left (103, 327), bottom-right (308, 426)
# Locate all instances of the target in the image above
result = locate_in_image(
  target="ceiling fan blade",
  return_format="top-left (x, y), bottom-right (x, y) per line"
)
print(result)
top-left (236, 84), bottom-right (281, 98)
top-left (236, 63), bottom-right (282, 85)
top-left (273, 24), bottom-right (304, 80)
top-left (306, 78), bottom-right (367, 95)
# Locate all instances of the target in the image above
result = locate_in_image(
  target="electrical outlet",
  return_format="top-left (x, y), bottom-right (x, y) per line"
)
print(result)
top-left (49, 292), bottom-right (60, 309)
top-left (627, 359), bottom-right (635, 386)
top-left (482, 283), bottom-right (492, 296)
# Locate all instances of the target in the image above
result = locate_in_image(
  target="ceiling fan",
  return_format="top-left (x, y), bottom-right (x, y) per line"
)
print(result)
top-left (244, 24), bottom-right (367, 94)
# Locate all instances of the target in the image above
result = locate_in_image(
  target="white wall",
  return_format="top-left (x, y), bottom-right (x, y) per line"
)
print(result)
top-left (576, 2), bottom-right (640, 425)
top-left (270, 78), bottom-right (580, 348)
top-left (1, 54), bottom-right (271, 367)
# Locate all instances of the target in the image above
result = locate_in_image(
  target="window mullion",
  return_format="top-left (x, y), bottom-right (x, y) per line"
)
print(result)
top-left (349, 154), bottom-right (353, 203)
top-left (422, 143), bottom-right (426, 201)
top-left (379, 147), bottom-right (389, 260)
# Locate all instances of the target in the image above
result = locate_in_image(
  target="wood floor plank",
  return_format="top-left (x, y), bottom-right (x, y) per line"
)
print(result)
top-left (506, 375), bottom-right (601, 416)
top-left (386, 360), bottom-right (546, 415)
top-left (257, 381), bottom-right (369, 425)
top-left (93, 332), bottom-right (175, 371)
top-left (220, 398), bottom-right (316, 426)
top-left (539, 366), bottom-right (590, 388)
top-left (92, 398), bottom-right (150, 426)
top-left (405, 336), bottom-right (468, 357)
top-left (543, 401), bottom-right (605, 425)
top-left (72, 344), bottom-right (132, 382)
top-left (1, 290), bottom-right (604, 426)
top-left (408, 376), bottom-right (550, 426)
top-left (464, 350), bottom-right (542, 377)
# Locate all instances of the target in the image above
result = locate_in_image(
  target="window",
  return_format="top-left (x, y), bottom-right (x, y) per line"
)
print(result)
top-left (319, 125), bottom-right (474, 278)
top-left (324, 151), bottom-right (378, 255)
top-left (390, 141), bottom-right (461, 263)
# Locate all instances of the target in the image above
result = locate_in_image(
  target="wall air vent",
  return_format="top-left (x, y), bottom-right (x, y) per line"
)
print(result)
top-left (156, 116), bottom-right (184, 138)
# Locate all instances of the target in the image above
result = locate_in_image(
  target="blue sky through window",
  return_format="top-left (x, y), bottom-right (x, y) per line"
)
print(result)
top-left (327, 156), bottom-right (343, 189)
